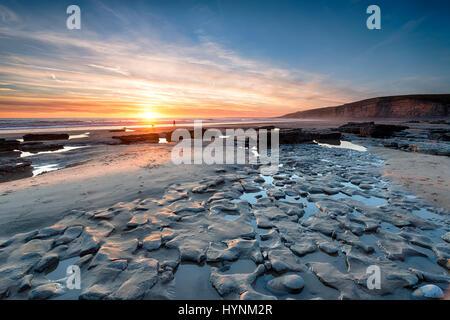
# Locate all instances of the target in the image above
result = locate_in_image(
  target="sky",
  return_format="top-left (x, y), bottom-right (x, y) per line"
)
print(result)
top-left (0, 0), bottom-right (449, 119)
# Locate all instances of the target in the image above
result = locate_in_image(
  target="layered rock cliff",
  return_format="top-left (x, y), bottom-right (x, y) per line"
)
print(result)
top-left (282, 94), bottom-right (450, 119)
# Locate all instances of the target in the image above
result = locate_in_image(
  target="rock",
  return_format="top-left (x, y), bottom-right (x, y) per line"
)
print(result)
top-left (79, 233), bottom-right (101, 256)
top-left (314, 131), bottom-right (342, 141)
top-left (23, 133), bottom-right (69, 141)
top-left (34, 224), bottom-right (66, 239)
top-left (338, 122), bottom-right (375, 134)
top-left (442, 232), bottom-right (450, 243)
top-left (254, 176), bottom-right (265, 183)
top-left (277, 129), bottom-right (314, 144)
top-left (142, 234), bottom-right (161, 251)
top-left (0, 158), bottom-right (32, 174)
top-left (167, 200), bottom-right (204, 215)
top-left (408, 268), bottom-right (450, 283)
top-left (75, 254), bottom-right (93, 267)
top-left (240, 290), bottom-right (277, 300)
top-left (432, 244), bottom-right (450, 270)
top-left (89, 239), bottom-right (138, 268)
top-left (18, 274), bottom-right (33, 292)
top-left (112, 133), bottom-right (159, 144)
top-left (308, 262), bottom-right (367, 299)
top-left (301, 214), bottom-right (343, 237)
top-left (34, 253), bottom-right (59, 273)
top-left (0, 140), bottom-right (20, 152)
top-left (110, 258), bottom-right (159, 299)
top-left (53, 226), bottom-right (83, 246)
top-left (29, 283), bottom-right (65, 300)
top-left (161, 228), bottom-right (177, 242)
top-left (377, 235), bottom-right (427, 261)
top-left (267, 274), bottom-right (305, 293)
top-left (428, 129), bottom-right (450, 141)
top-left (79, 284), bottom-right (110, 300)
top-left (290, 242), bottom-right (317, 256)
top-left (19, 142), bottom-right (64, 153)
top-left (93, 211), bottom-right (115, 220)
top-left (210, 265), bottom-right (265, 298)
top-left (126, 215), bottom-right (148, 228)
top-left (412, 284), bottom-right (444, 299)
top-left (318, 242), bottom-right (339, 255)
top-left (335, 231), bottom-right (374, 254)
top-left (267, 248), bottom-right (306, 273)
top-left (359, 123), bottom-right (408, 138)
top-left (338, 122), bottom-right (408, 137)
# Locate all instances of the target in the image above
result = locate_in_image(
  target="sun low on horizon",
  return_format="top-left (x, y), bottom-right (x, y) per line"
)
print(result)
top-left (139, 110), bottom-right (164, 122)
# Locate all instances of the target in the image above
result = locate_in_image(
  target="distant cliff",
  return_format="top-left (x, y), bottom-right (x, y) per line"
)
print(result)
top-left (281, 94), bottom-right (450, 119)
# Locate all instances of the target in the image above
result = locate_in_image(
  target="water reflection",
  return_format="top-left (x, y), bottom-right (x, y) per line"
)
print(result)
top-left (314, 140), bottom-right (367, 152)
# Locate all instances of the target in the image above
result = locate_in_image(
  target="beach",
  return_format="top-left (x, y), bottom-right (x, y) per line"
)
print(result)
top-left (0, 120), bottom-right (449, 300)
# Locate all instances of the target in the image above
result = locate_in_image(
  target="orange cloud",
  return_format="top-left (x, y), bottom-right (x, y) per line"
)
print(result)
top-left (0, 22), bottom-right (355, 119)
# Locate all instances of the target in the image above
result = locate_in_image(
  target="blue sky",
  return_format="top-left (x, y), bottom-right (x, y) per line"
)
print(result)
top-left (0, 0), bottom-right (449, 118)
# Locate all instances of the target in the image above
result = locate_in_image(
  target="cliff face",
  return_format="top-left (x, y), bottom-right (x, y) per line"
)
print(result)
top-left (282, 95), bottom-right (450, 119)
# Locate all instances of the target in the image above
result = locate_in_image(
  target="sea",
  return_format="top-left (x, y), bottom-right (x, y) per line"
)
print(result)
top-left (0, 118), bottom-right (310, 134)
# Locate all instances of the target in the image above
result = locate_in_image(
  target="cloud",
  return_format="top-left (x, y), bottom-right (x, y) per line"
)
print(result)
top-left (0, 4), bottom-right (360, 118)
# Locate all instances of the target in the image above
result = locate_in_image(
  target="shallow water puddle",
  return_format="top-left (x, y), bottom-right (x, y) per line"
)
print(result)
top-left (46, 257), bottom-right (78, 281)
top-left (220, 259), bottom-right (256, 274)
top-left (231, 190), bottom-right (266, 205)
top-left (314, 140), bottom-right (367, 152)
top-left (223, 214), bottom-right (240, 221)
top-left (283, 196), bottom-right (319, 219)
top-left (45, 257), bottom-right (80, 300)
top-left (173, 264), bottom-right (221, 300)
top-left (341, 181), bottom-right (363, 191)
top-left (20, 146), bottom-right (84, 158)
top-left (331, 192), bottom-right (388, 207)
top-left (69, 132), bottom-right (90, 140)
top-left (32, 164), bottom-right (60, 176)
top-left (253, 271), bottom-right (340, 300)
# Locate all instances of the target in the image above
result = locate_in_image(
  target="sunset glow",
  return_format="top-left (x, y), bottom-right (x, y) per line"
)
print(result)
top-left (0, 1), bottom-right (448, 119)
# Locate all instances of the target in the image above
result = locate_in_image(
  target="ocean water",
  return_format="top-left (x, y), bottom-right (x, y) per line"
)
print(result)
top-left (0, 118), bottom-right (305, 134)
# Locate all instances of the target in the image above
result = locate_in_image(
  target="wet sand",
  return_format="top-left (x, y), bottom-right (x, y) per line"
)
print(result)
top-left (372, 146), bottom-right (450, 210)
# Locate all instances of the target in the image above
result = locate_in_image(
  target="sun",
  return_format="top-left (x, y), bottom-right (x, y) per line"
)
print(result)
top-left (139, 110), bottom-right (161, 121)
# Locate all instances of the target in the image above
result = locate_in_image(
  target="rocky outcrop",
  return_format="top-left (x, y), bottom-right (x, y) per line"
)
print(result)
top-left (428, 129), bottom-right (450, 141)
top-left (0, 159), bottom-right (32, 173)
top-left (23, 134), bottom-right (69, 141)
top-left (0, 140), bottom-right (20, 152)
top-left (267, 129), bottom-right (341, 145)
top-left (282, 94), bottom-right (450, 119)
top-left (338, 122), bottom-right (408, 138)
top-left (359, 123), bottom-right (409, 138)
top-left (112, 133), bottom-right (159, 144)
top-left (19, 142), bottom-right (64, 153)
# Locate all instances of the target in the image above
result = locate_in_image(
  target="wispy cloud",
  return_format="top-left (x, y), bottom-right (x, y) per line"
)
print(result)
top-left (0, 4), bottom-right (361, 118)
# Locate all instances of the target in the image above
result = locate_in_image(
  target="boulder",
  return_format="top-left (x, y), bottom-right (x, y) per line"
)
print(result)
top-left (412, 284), bottom-right (444, 299)
top-left (267, 274), bottom-right (305, 293)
